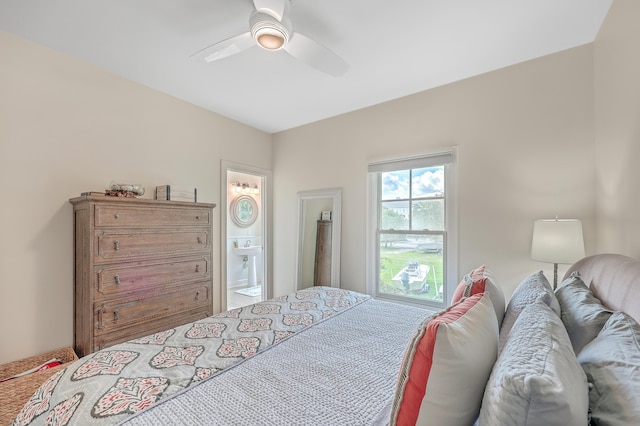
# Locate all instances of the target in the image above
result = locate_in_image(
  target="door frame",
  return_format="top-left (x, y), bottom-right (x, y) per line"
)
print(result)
top-left (221, 160), bottom-right (273, 310)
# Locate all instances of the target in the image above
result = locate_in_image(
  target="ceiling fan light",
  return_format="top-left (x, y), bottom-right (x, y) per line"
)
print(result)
top-left (256, 31), bottom-right (285, 50)
top-left (250, 11), bottom-right (289, 51)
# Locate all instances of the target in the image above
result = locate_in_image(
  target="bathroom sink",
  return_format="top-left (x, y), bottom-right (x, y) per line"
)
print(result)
top-left (233, 245), bottom-right (262, 256)
top-left (233, 245), bottom-right (262, 288)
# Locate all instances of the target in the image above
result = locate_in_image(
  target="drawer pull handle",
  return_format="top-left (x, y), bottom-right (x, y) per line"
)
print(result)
top-left (195, 291), bottom-right (201, 300)
top-left (195, 264), bottom-right (200, 273)
top-left (114, 240), bottom-right (120, 251)
top-left (114, 275), bottom-right (121, 285)
top-left (113, 309), bottom-right (119, 321)
top-left (97, 306), bottom-right (105, 329)
top-left (114, 214), bottom-right (120, 219)
top-left (197, 237), bottom-right (202, 244)
top-left (196, 215), bottom-right (201, 220)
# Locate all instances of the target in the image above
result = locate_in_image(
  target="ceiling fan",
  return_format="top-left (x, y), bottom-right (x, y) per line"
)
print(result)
top-left (191, 0), bottom-right (348, 76)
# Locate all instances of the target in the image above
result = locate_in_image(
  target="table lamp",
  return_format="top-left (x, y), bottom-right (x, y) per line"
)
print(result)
top-left (531, 218), bottom-right (585, 289)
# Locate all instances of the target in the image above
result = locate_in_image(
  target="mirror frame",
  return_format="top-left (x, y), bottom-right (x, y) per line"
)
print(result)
top-left (295, 188), bottom-right (342, 289)
top-left (230, 195), bottom-right (259, 228)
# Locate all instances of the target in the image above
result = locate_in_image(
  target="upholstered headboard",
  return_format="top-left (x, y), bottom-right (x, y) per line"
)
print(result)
top-left (564, 253), bottom-right (640, 323)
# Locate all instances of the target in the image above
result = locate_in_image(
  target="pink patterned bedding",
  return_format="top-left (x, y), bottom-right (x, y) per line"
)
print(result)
top-left (12, 287), bottom-right (370, 426)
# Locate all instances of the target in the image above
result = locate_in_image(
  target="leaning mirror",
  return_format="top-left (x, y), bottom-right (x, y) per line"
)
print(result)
top-left (295, 188), bottom-right (342, 290)
top-left (230, 195), bottom-right (258, 228)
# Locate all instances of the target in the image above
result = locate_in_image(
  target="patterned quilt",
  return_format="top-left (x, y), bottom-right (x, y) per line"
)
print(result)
top-left (12, 287), bottom-right (370, 426)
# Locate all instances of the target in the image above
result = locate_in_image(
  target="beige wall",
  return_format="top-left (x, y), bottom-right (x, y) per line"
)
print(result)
top-left (273, 45), bottom-right (596, 301)
top-left (594, 0), bottom-right (640, 256)
top-left (0, 31), bottom-right (272, 364)
top-left (3, 0), bottom-right (638, 365)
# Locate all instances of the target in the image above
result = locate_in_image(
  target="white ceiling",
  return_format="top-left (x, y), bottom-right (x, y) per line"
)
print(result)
top-left (0, 0), bottom-right (612, 134)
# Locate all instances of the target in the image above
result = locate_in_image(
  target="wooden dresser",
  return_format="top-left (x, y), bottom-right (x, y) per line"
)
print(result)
top-left (69, 195), bottom-right (216, 357)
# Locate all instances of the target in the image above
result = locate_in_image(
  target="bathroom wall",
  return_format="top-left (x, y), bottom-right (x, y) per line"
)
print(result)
top-left (227, 171), bottom-right (264, 288)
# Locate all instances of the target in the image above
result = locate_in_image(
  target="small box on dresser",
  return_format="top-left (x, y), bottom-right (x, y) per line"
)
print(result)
top-left (155, 185), bottom-right (197, 202)
top-left (69, 195), bottom-right (216, 357)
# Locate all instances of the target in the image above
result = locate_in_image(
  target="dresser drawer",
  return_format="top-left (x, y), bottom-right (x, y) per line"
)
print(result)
top-left (93, 309), bottom-right (211, 352)
top-left (95, 205), bottom-right (211, 228)
top-left (95, 256), bottom-right (211, 297)
top-left (94, 283), bottom-right (211, 335)
top-left (95, 229), bottom-right (209, 261)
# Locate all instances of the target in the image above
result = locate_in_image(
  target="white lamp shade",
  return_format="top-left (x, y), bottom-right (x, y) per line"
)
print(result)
top-left (531, 219), bottom-right (585, 264)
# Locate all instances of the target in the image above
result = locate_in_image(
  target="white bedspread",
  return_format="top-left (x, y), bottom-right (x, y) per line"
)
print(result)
top-left (123, 298), bottom-right (432, 426)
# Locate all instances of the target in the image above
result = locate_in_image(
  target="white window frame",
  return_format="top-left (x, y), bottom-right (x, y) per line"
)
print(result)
top-left (365, 149), bottom-right (458, 309)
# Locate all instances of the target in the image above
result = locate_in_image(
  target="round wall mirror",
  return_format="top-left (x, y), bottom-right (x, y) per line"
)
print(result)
top-left (230, 195), bottom-right (258, 227)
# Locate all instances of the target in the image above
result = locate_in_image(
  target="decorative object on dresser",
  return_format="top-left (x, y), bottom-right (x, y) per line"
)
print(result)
top-left (155, 185), bottom-right (197, 202)
top-left (68, 195), bottom-right (215, 357)
top-left (107, 181), bottom-right (145, 198)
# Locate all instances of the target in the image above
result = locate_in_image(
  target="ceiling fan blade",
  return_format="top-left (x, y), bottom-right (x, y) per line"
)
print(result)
top-left (191, 32), bottom-right (254, 63)
top-left (284, 32), bottom-right (348, 77)
top-left (253, 0), bottom-right (287, 21)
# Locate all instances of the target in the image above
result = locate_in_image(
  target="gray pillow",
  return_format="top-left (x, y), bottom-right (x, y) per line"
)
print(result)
top-left (577, 311), bottom-right (640, 426)
top-left (499, 270), bottom-right (560, 351)
top-left (480, 300), bottom-right (589, 426)
top-left (556, 272), bottom-right (613, 355)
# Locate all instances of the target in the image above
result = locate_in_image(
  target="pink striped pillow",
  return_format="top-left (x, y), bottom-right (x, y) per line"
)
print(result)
top-left (391, 292), bottom-right (499, 425)
top-left (452, 265), bottom-right (505, 325)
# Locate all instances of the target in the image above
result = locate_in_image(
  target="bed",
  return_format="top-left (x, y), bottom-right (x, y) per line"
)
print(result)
top-left (9, 254), bottom-right (640, 425)
top-left (10, 288), bottom-right (434, 426)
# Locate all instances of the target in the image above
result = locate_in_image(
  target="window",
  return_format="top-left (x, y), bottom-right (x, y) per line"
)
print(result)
top-left (366, 150), bottom-right (457, 309)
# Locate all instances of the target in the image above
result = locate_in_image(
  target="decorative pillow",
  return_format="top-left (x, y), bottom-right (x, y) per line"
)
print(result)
top-left (577, 312), bottom-right (640, 426)
top-left (390, 292), bottom-right (499, 426)
top-left (451, 265), bottom-right (505, 326)
top-left (499, 270), bottom-right (560, 351)
top-left (556, 272), bottom-right (613, 355)
top-left (479, 300), bottom-right (589, 426)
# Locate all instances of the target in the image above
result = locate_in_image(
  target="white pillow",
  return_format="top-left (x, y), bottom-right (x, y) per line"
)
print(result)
top-left (480, 300), bottom-right (589, 426)
top-left (578, 311), bottom-right (640, 425)
top-left (391, 292), bottom-right (498, 426)
top-left (556, 272), bottom-right (613, 354)
top-left (499, 270), bottom-right (560, 351)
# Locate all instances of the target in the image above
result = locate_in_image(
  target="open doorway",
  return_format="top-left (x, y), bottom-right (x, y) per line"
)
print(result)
top-left (221, 161), bottom-right (272, 310)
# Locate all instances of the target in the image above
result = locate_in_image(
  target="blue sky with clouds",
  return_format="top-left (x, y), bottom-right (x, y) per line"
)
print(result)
top-left (382, 167), bottom-right (444, 200)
